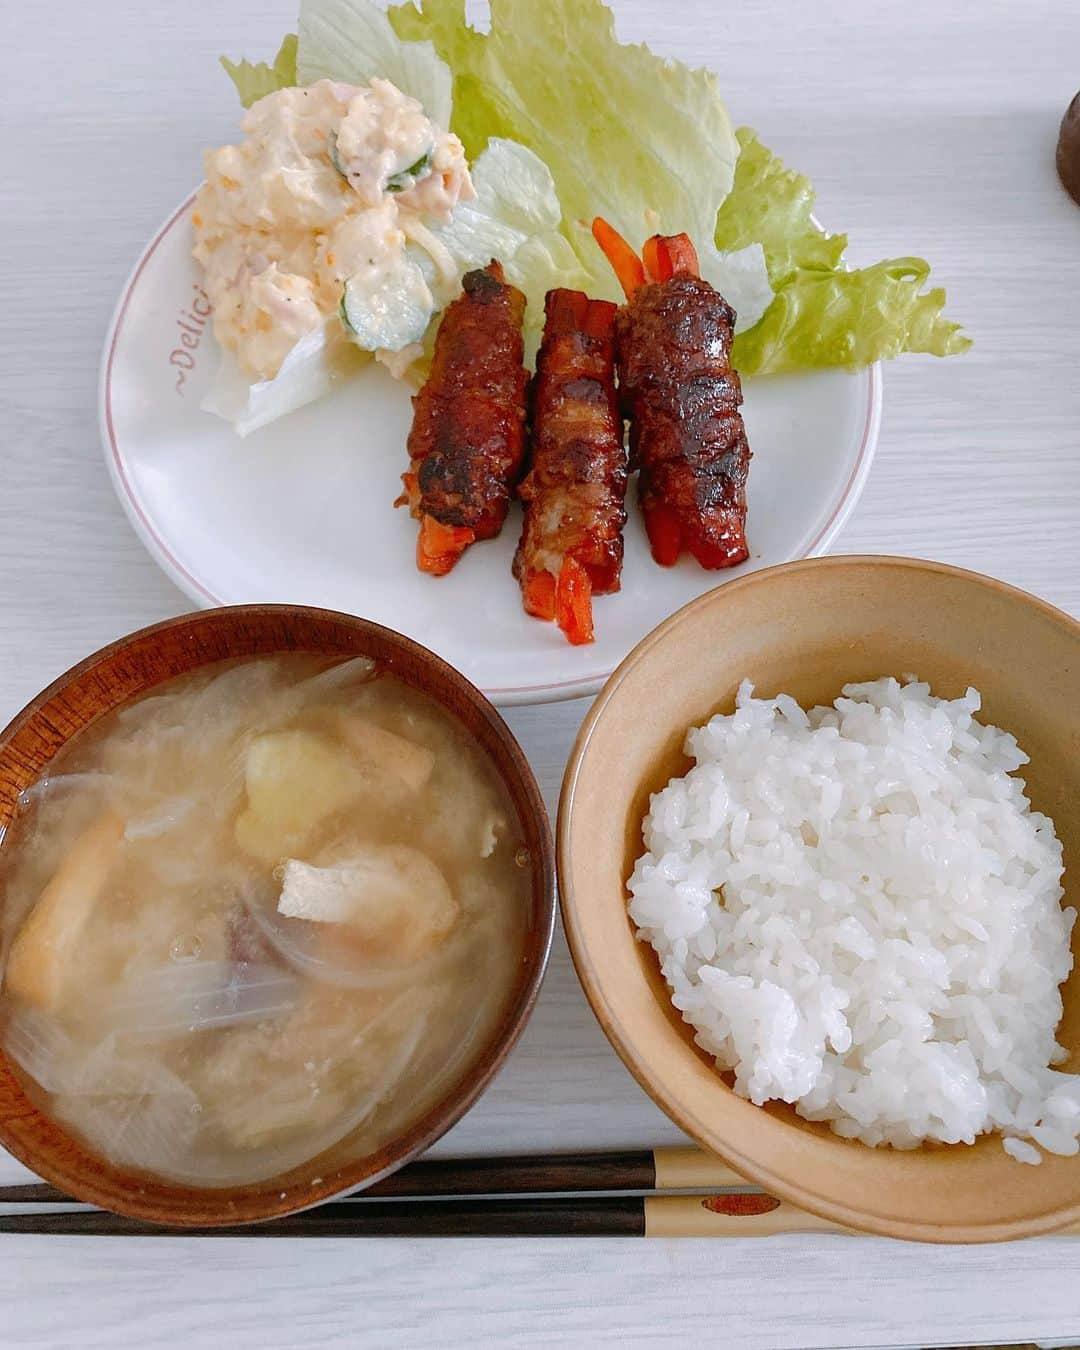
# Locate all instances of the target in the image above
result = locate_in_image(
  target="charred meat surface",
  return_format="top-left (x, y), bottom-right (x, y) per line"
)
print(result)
top-left (400, 262), bottom-right (529, 575)
top-left (615, 273), bottom-right (750, 569)
top-left (593, 221), bottom-right (752, 570)
top-left (514, 289), bottom-right (626, 645)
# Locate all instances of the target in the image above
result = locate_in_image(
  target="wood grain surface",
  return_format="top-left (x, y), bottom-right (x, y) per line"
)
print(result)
top-left (1, 0), bottom-right (1079, 1345)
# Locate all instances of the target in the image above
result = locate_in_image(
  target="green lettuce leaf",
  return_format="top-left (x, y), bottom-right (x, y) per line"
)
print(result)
top-left (732, 257), bottom-right (971, 375)
top-left (419, 138), bottom-right (591, 360)
top-left (390, 1), bottom-right (967, 372)
top-left (715, 128), bottom-right (847, 282)
top-left (217, 0), bottom-right (770, 330)
top-left (720, 129), bottom-right (970, 373)
top-left (297, 0), bottom-right (451, 127)
top-left (216, 0), bottom-right (967, 379)
top-left (388, 0), bottom-right (741, 304)
top-left (201, 323), bottom-right (369, 439)
top-left (220, 34), bottom-right (298, 109)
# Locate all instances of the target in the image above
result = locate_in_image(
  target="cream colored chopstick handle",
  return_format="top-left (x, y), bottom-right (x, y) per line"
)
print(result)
top-left (644, 1193), bottom-right (855, 1238)
top-left (652, 1146), bottom-right (745, 1191)
top-left (644, 1195), bottom-right (1080, 1240)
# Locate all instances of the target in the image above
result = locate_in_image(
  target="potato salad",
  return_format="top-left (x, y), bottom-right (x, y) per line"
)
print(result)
top-left (193, 78), bottom-right (473, 380)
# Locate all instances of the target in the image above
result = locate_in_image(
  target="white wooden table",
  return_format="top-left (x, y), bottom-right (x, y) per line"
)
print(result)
top-left (2, 1), bottom-right (1079, 1344)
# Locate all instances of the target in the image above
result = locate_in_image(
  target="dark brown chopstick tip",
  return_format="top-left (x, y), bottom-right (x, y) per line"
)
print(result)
top-left (0, 1196), bottom-right (647, 1240)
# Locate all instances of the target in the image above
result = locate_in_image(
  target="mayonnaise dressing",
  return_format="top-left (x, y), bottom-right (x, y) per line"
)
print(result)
top-left (193, 78), bottom-right (473, 380)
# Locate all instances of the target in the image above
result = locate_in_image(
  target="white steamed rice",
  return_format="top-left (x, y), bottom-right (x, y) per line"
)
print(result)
top-left (628, 678), bottom-right (1077, 1162)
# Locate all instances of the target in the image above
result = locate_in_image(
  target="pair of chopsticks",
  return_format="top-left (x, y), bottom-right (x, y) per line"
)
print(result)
top-left (0, 1146), bottom-right (851, 1238)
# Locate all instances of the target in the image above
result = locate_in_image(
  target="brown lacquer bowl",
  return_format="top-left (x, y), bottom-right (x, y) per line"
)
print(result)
top-left (559, 556), bottom-right (1080, 1243)
top-left (0, 606), bottom-right (555, 1227)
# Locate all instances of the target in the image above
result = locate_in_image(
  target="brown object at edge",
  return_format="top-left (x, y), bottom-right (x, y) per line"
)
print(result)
top-left (558, 555), bottom-right (1080, 1244)
top-left (0, 605), bottom-right (556, 1228)
top-left (1057, 92), bottom-right (1080, 205)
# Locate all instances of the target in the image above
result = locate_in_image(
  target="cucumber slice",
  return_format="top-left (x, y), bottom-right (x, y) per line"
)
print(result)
top-left (327, 128), bottom-right (347, 179)
top-left (339, 256), bottom-right (434, 352)
top-left (330, 134), bottom-right (432, 194)
top-left (386, 148), bottom-right (434, 193)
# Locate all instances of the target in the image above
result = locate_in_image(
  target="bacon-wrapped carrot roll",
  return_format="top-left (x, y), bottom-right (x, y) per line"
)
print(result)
top-left (399, 261), bottom-right (529, 576)
top-left (513, 289), bottom-right (626, 646)
top-left (593, 220), bottom-right (751, 570)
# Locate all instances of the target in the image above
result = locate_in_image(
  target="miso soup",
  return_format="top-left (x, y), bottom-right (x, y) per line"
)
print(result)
top-left (0, 655), bottom-right (530, 1186)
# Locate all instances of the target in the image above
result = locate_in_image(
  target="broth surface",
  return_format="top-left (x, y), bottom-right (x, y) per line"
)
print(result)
top-left (0, 655), bottom-right (529, 1185)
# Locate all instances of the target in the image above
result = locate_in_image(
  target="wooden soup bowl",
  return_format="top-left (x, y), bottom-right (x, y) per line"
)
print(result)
top-left (0, 606), bottom-right (555, 1226)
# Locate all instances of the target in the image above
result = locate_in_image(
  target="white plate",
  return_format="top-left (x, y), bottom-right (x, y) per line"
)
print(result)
top-left (100, 194), bottom-right (881, 705)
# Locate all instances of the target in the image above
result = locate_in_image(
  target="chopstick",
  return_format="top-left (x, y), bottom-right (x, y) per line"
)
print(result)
top-left (0, 1146), bottom-right (746, 1207)
top-left (0, 1193), bottom-right (853, 1238)
top-left (9, 1148), bottom-right (1076, 1239)
top-left (0, 1146), bottom-right (818, 1238)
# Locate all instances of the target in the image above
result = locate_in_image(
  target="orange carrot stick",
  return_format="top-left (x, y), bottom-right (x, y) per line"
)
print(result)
top-left (591, 218), bottom-right (646, 300)
top-left (642, 235), bottom-right (669, 284)
top-left (416, 515), bottom-right (475, 576)
top-left (522, 570), bottom-right (557, 621)
top-left (555, 557), bottom-right (594, 645)
top-left (642, 503), bottom-right (683, 567)
top-left (654, 232), bottom-right (700, 278)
